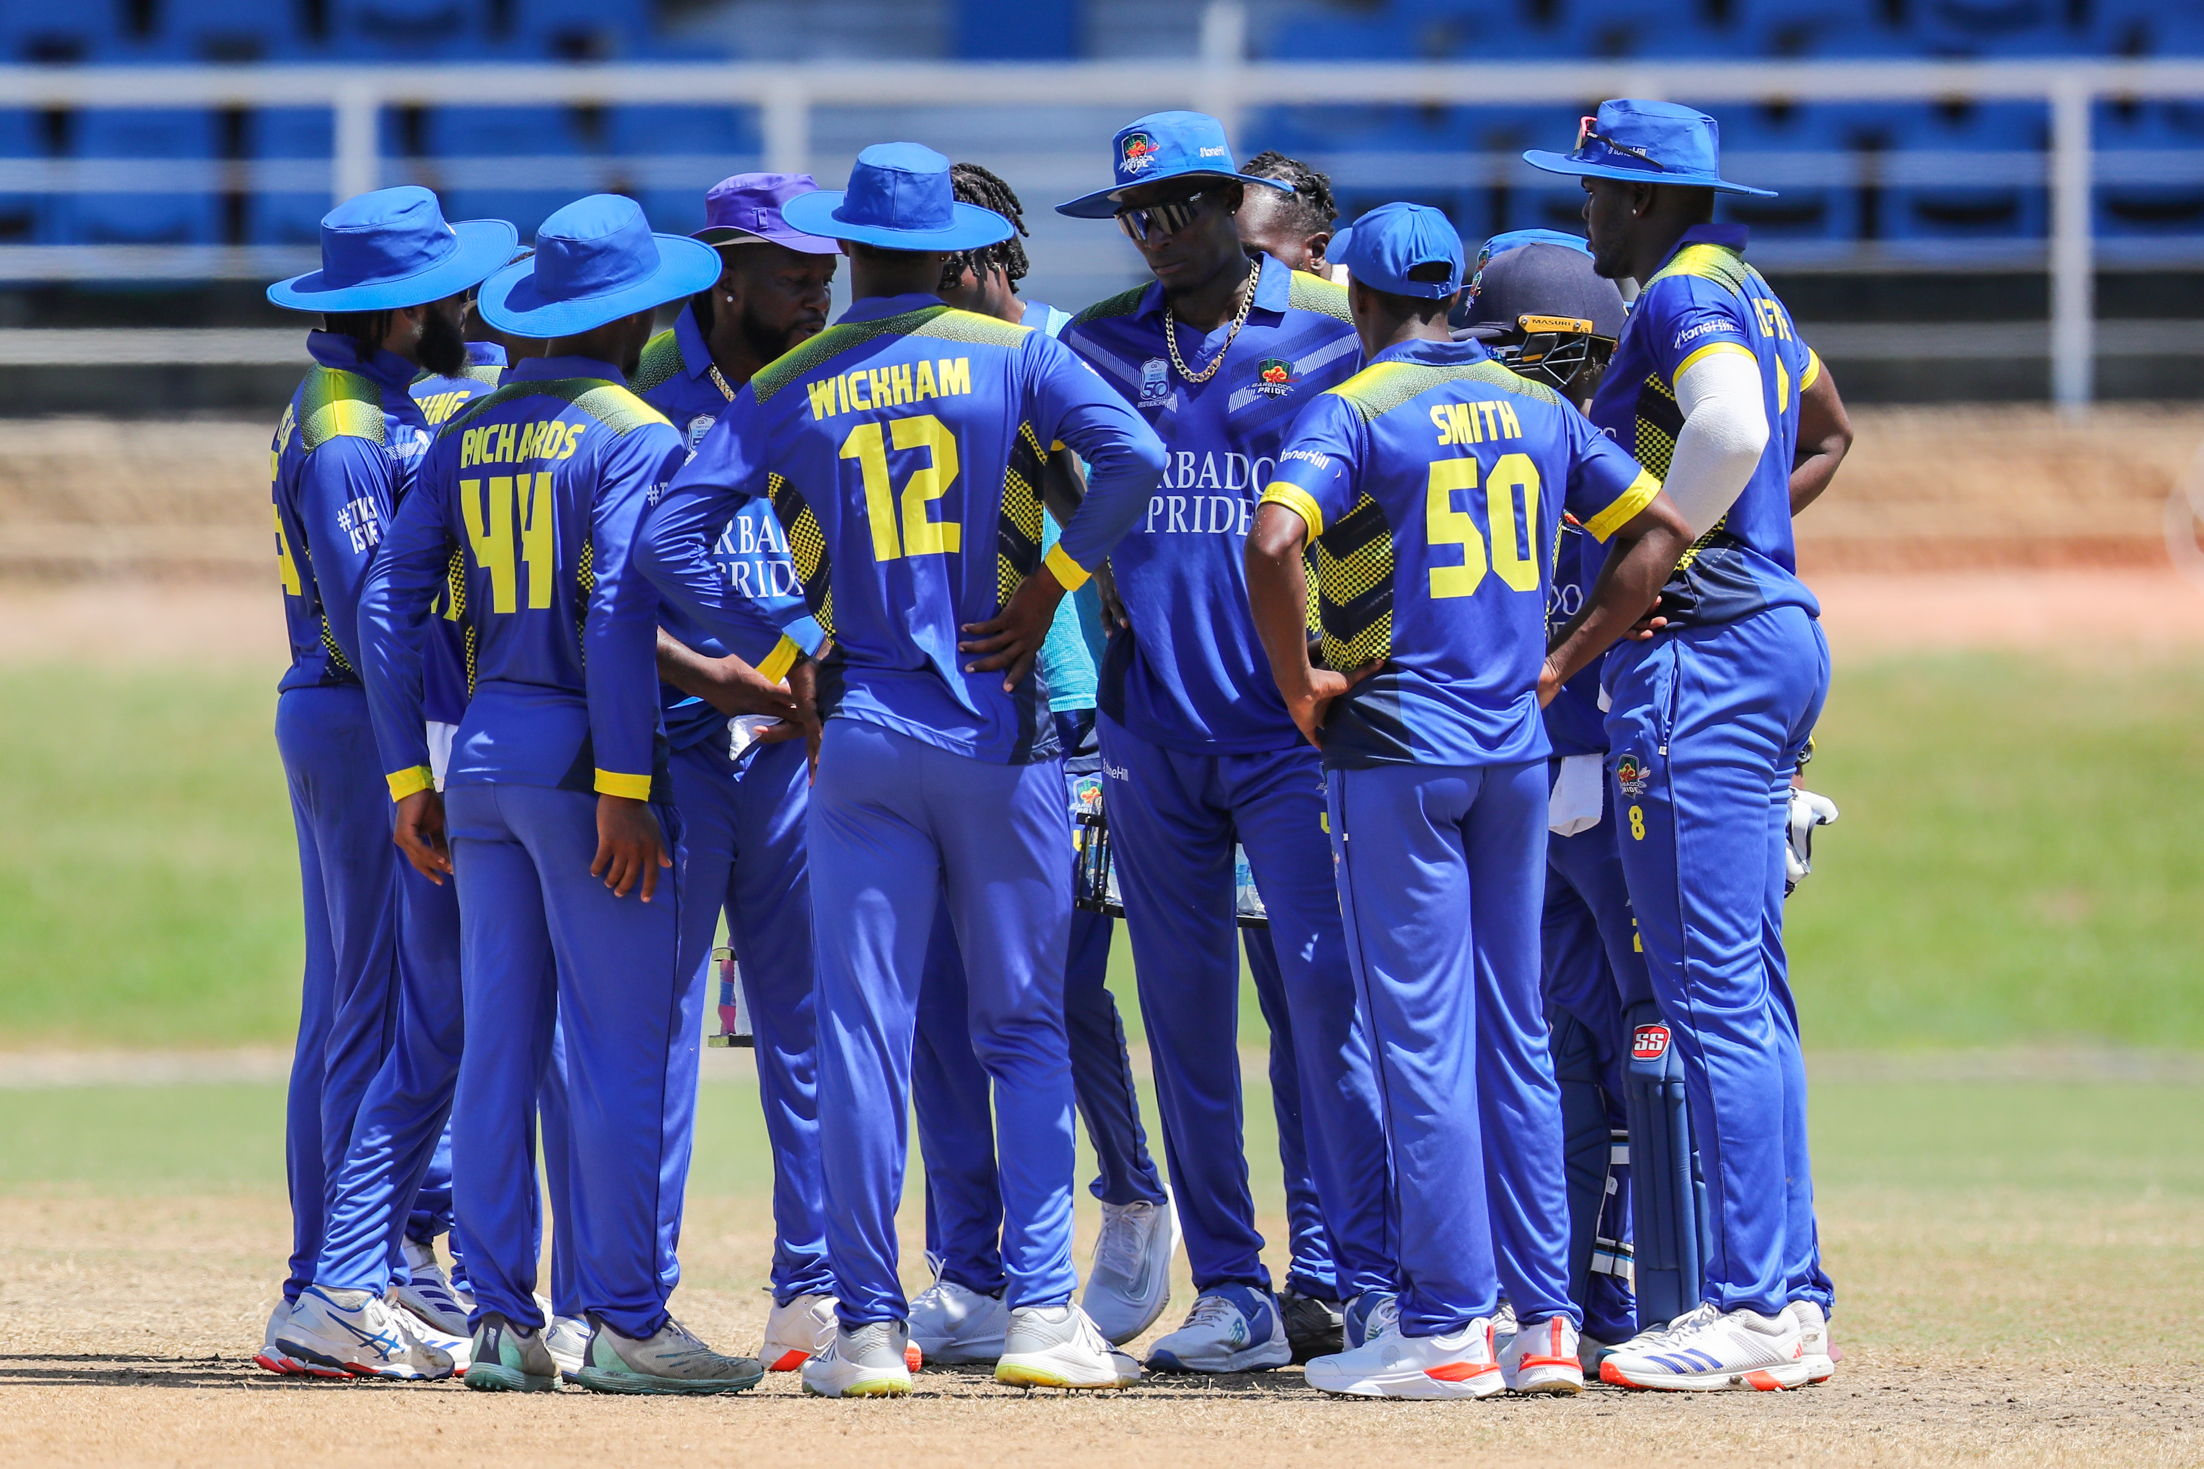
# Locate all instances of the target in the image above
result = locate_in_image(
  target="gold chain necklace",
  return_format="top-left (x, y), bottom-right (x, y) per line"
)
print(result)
top-left (1164, 258), bottom-right (1262, 385)
top-left (706, 362), bottom-right (737, 402)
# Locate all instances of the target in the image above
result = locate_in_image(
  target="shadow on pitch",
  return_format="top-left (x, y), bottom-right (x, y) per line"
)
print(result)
top-left (0, 1354), bottom-right (395, 1389)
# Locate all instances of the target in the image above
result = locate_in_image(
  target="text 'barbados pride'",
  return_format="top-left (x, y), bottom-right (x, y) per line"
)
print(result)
top-left (806, 357), bottom-right (973, 420)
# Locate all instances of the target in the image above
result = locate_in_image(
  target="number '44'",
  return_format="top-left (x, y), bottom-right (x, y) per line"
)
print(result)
top-left (461, 473), bottom-right (554, 612)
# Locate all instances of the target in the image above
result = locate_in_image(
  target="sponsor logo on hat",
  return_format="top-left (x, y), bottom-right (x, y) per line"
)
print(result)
top-left (1121, 132), bottom-right (1159, 174)
top-left (1615, 754), bottom-right (1649, 798)
top-left (1198, 145), bottom-right (1227, 158)
top-left (1254, 357), bottom-right (1297, 397)
top-left (1632, 1024), bottom-right (1671, 1061)
top-left (1139, 356), bottom-right (1170, 406)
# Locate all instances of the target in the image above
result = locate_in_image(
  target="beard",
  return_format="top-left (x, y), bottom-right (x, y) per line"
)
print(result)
top-left (738, 306), bottom-right (814, 368)
top-left (416, 305), bottom-right (470, 379)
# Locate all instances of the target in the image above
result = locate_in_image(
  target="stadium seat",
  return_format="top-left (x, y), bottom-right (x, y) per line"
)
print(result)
top-left (1876, 99), bottom-right (2049, 252)
top-left (160, 0), bottom-right (312, 62)
top-left (1734, 0), bottom-right (1915, 58)
top-left (606, 105), bottom-right (765, 232)
top-left (0, 0), bottom-right (128, 64)
top-left (1702, 102), bottom-right (1873, 245)
top-left (2095, 99), bottom-right (2204, 239)
top-left (499, 0), bottom-right (650, 60)
top-left (0, 110), bottom-right (47, 246)
top-left (2093, 0), bottom-right (2204, 57)
top-left (1912, 0), bottom-right (2084, 57)
top-left (58, 108), bottom-right (225, 247)
top-left (327, 0), bottom-right (489, 58)
top-left (240, 107), bottom-right (412, 247)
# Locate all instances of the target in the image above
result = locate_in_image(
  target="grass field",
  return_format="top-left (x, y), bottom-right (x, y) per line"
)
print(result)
top-left (2, 648), bottom-right (2200, 1050)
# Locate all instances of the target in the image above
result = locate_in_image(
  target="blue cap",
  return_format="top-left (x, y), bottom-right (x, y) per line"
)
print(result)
top-left (694, 172), bottom-right (840, 254)
top-left (476, 194), bottom-right (721, 339)
top-left (783, 143), bottom-right (1013, 252)
top-left (1331, 202), bottom-right (1464, 300)
top-left (1055, 111), bottom-right (1295, 219)
top-left (267, 186), bottom-right (517, 313)
top-left (1524, 99), bottom-right (1777, 198)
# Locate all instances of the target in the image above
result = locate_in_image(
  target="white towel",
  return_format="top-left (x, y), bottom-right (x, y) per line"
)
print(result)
top-left (1548, 752), bottom-right (1605, 837)
top-left (426, 720), bottom-right (457, 792)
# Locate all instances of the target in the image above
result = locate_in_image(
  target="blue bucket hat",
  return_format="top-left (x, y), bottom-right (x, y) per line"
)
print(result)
top-left (476, 194), bottom-right (721, 338)
top-left (1523, 99), bottom-right (1777, 198)
top-left (782, 143), bottom-right (1013, 252)
top-left (1331, 202), bottom-right (1464, 300)
top-left (1055, 111), bottom-right (1295, 219)
top-left (694, 172), bottom-right (840, 254)
top-left (266, 185), bottom-right (516, 313)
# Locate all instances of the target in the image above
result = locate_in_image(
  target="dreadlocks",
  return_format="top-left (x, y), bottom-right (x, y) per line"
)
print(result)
top-left (1241, 150), bottom-right (1338, 235)
top-left (940, 162), bottom-right (1030, 292)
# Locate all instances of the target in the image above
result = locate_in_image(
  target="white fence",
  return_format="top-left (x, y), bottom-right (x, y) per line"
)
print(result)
top-left (4, 54), bottom-right (2204, 410)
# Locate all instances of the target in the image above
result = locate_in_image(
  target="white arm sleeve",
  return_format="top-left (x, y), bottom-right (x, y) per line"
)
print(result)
top-left (1663, 348), bottom-right (1770, 538)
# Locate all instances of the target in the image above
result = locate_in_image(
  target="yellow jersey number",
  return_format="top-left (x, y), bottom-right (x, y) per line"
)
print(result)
top-left (841, 413), bottom-right (962, 563)
top-left (460, 472), bottom-right (555, 613)
top-left (1425, 450), bottom-right (1541, 599)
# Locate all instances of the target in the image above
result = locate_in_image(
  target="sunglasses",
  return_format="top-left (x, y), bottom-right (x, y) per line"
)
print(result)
top-left (1574, 116), bottom-right (1667, 171)
top-left (1115, 188), bottom-right (1219, 243)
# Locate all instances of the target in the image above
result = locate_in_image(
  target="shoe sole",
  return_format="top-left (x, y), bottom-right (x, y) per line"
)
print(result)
top-left (1145, 1344), bottom-right (1292, 1374)
top-left (994, 1358), bottom-right (1139, 1392)
top-left (277, 1339), bottom-right (443, 1383)
top-left (1306, 1365), bottom-right (1505, 1400)
top-left (800, 1374), bottom-right (911, 1398)
top-left (1599, 1358), bottom-right (1809, 1392)
top-left (465, 1364), bottom-right (557, 1393)
top-left (572, 1368), bottom-right (763, 1396)
top-left (1802, 1354), bottom-right (1835, 1384)
top-left (1505, 1370), bottom-right (1584, 1396)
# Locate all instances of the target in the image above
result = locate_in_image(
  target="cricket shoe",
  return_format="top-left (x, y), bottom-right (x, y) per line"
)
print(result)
top-left (762, 1293), bottom-right (837, 1372)
top-left (909, 1277), bottom-right (1009, 1365)
top-left (572, 1315), bottom-right (764, 1396)
top-left (1081, 1198), bottom-right (1179, 1346)
top-left (254, 1299), bottom-right (318, 1378)
top-left (1306, 1318), bottom-right (1504, 1400)
top-left (802, 1322), bottom-right (913, 1398)
top-left (1344, 1290), bottom-right (1398, 1350)
top-left (995, 1304), bottom-right (1141, 1391)
top-left (1787, 1300), bottom-right (1838, 1384)
top-left (1278, 1290), bottom-right (1344, 1363)
top-left (1598, 1302), bottom-right (1809, 1392)
top-left (466, 1313), bottom-right (558, 1393)
top-left (1144, 1284), bottom-right (1292, 1374)
top-left (1499, 1315), bottom-right (1585, 1395)
top-left (392, 1238), bottom-right (471, 1336)
top-left (544, 1315), bottom-right (590, 1381)
top-left (278, 1285), bottom-right (458, 1381)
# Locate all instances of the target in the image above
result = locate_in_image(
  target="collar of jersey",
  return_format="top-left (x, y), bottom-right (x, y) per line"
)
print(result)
top-left (466, 340), bottom-right (507, 369)
top-left (838, 291), bottom-right (949, 326)
top-left (1370, 336), bottom-right (1492, 368)
top-left (305, 329), bottom-right (419, 391)
top-left (674, 303), bottom-right (715, 380)
top-left (1133, 250), bottom-right (1290, 324)
top-left (1655, 223), bottom-right (1751, 275)
top-left (507, 354), bottom-right (627, 386)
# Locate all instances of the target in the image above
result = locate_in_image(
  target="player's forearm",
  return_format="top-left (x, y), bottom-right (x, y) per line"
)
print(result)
top-left (635, 491), bottom-right (791, 670)
top-left (657, 629), bottom-right (799, 718)
top-left (1547, 499), bottom-right (1692, 688)
top-left (1050, 403), bottom-right (1166, 574)
top-left (1245, 503), bottom-right (1318, 701)
top-left (358, 551), bottom-right (439, 797)
top-left (584, 613), bottom-right (662, 800)
top-left (1790, 366), bottom-right (1853, 516)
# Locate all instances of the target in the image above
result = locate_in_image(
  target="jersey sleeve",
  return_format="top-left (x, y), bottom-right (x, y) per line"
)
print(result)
top-left (1025, 333), bottom-right (1166, 587)
top-left (358, 445), bottom-right (455, 799)
top-left (296, 435), bottom-right (398, 670)
top-left (583, 428), bottom-right (681, 800)
top-left (1561, 404), bottom-right (1661, 543)
top-left (1257, 394), bottom-right (1363, 540)
top-left (1646, 276), bottom-right (1758, 386)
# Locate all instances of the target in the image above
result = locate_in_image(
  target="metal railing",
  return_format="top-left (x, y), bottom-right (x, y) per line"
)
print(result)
top-left (3, 55), bottom-right (2203, 410)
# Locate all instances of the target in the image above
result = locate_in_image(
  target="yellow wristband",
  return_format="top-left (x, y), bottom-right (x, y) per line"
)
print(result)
top-left (1042, 542), bottom-right (1090, 592)
top-left (594, 769), bottom-right (653, 800)
top-left (386, 766), bottom-right (434, 801)
top-left (757, 634), bottom-right (800, 685)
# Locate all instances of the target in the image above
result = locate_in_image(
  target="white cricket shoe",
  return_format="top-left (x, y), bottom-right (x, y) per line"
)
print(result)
top-left (544, 1315), bottom-right (590, 1380)
top-left (762, 1292), bottom-right (837, 1372)
top-left (1306, 1317), bottom-right (1504, 1399)
top-left (253, 1299), bottom-right (316, 1377)
top-left (392, 1238), bottom-right (471, 1336)
top-left (466, 1312), bottom-right (558, 1393)
top-left (908, 1277), bottom-right (1010, 1365)
top-left (1598, 1302), bottom-right (1809, 1392)
top-left (1080, 1198), bottom-right (1179, 1346)
top-left (277, 1285), bottom-right (458, 1380)
top-left (1787, 1299), bottom-right (1837, 1384)
top-left (572, 1315), bottom-right (764, 1396)
top-left (1144, 1284), bottom-right (1292, 1374)
top-left (1343, 1290), bottom-right (1399, 1349)
top-left (1499, 1314), bottom-right (1585, 1395)
top-left (802, 1321), bottom-right (914, 1398)
top-left (994, 1304), bottom-right (1141, 1391)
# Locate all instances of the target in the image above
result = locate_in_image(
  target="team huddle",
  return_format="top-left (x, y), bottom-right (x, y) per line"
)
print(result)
top-left (255, 97), bottom-right (1853, 1401)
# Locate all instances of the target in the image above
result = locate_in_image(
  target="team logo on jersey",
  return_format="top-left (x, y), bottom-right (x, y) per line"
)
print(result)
top-left (1120, 132), bottom-right (1160, 174)
top-left (1253, 357), bottom-right (1298, 397)
top-left (1615, 754), bottom-right (1649, 798)
top-left (1138, 357), bottom-right (1170, 406)
top-left (687, 413), bottom-right (716, 450)
top-left (1070, 774), bottom-right (1104, 817)
top-left (1632, 1024), bottom-right (1672, 1062)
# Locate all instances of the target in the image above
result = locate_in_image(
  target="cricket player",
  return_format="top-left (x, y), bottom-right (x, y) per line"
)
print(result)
top-left (1245, 202), bottom-right (1689, 1397)
top-left (636, 142), bottom-right (1166, 1397)
top-left (360, 194), bottom-right (764, 1396)
top-left (630, 171), bottom-right (844, 1372)
top-left (257, 186), bottom-right (514, 1380)
top-left (1237, 150), bottom-right (1337, 277)
top-left (1526, 100), bottom-right (1849, 1389)
top-left (1056, 110), bottom-right (1396, 1372)
top-left (907, 161), bottom-right (1181, 1361)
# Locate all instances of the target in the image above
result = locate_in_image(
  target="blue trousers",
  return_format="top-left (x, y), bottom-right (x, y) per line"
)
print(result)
top-left (1243, 927), bottom-right (1339, 1301)
top-left (809, 720), bottom-right (1079, 1326)
top-left (1603, 606), bottom-right (1833, 1317)
top-left (445, 782), bottom-right (686, 1337)
top-left (1097, 715), bottom-right (1392, 1300)
top-left (1327, 760), bottom-right (1575, 1337)
top-left (668, 735), bottom-right (830, 1305)
top-left (275, 685), bottom-right (402, 1304)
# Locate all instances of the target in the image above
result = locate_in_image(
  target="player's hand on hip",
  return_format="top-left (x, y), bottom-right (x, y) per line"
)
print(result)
top-left (1286, 662), bottom-right (1381, 748)
top-left (699, 653), bottom-right (802, 722)
top-left (592, 794), bottom-right (671, 902)
top-left (393, 790), bottom-right (453, 884)
top-left (1093, 561), bottom-right (1131, 633)
top-left (1626, 593), bottom-right (1670, 642)
top-left (960, 571), bottom-right (1067, 692)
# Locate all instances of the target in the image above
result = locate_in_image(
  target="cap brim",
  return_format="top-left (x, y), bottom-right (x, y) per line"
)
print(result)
top-left (692, 224), bottom-right (842, 255)
top-left (1055, 169), bottom-right (1294, 219)
top-left (1520, 149), bottom-right (1779, 198)
top-left (781, 191), bottom-right (1012, 251)
top-left (266, 218), bottom-right (520, 312)
top-left (474, 233), bottom-right (722, 339)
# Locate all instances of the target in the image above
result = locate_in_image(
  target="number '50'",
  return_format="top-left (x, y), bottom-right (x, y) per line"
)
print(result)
top-left (1425, 451), bottom-right (1541, 599)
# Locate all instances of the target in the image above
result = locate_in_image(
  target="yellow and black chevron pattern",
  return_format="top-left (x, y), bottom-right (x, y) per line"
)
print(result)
top-left (769, 472), bottom-right (835, 638)
top-left (575, 537), bottom-right (594, 663)
top-left (997, 422), bottom-right (1047, 608)
top-left (752, 308), bottom-right (951, 404)
top-left (630, 328), bottom-right (685, 398)
top-left (1312, 492), bottom-right (1396, 671)
top-left (443, 545), bottom-right (476, 696)
top-left (1632, 373), bottom-right (1683, 481)
top-left (441, 378), bottom-right (670, 442)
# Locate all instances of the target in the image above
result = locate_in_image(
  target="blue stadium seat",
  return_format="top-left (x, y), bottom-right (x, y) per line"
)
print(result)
top-left (160, 0), bottom-right (311, 62)
top-left (1875, 100), bottom-right (2049, 250)
top-left (606, 105), bottom-right (764, 230)
top-left (0, 110), bottom-right (47, 246)
top-left (240, 107), bottom-right (411, 247)
top-left (2093, 0), bottom-right (2204, 57)
top-left (1702, 102), bottom-right (1868, 244)
top-left (502, 0), bottom-right (650, 60)
top-left (2095, 100), bottom-right (2204, 239)
top-left (1734, 0), bottom-right (1915, 58)
top-left (0, 0), bottom-right (128, 64)
top-left (423, 105), bottom-right (593, 159)
top-left (1912, 0), bottom-right (2083, 57)
top-left (328, 0), bottom-right (489, 58)
top-left (60, 108), bottom-right (224, 246)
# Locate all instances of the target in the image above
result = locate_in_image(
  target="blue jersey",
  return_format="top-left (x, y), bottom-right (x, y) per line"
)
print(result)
top-left (1262, 338), bottom-right (1657, 771)
top-left (1062, 252), bottom-right (1362, 753)
top-left (408, 341), bottom-right (508, 728)
top-left (1540, 520), bottom-right (1612, 757)
top-left (411, 340), bottom-right (507, 428)
top-left (638, 292), bottom-right (1164, 766)
top-left (1019, 298), bottom-right (1103, 714)
top-left (361, 355), bottom-right (684, 804)
top-left (1589, 224), bottom-right (1820, 629)
top-left (632, 306), bottom-right (827, 751)
top-left (270, 332), bottom-right (432, 695)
